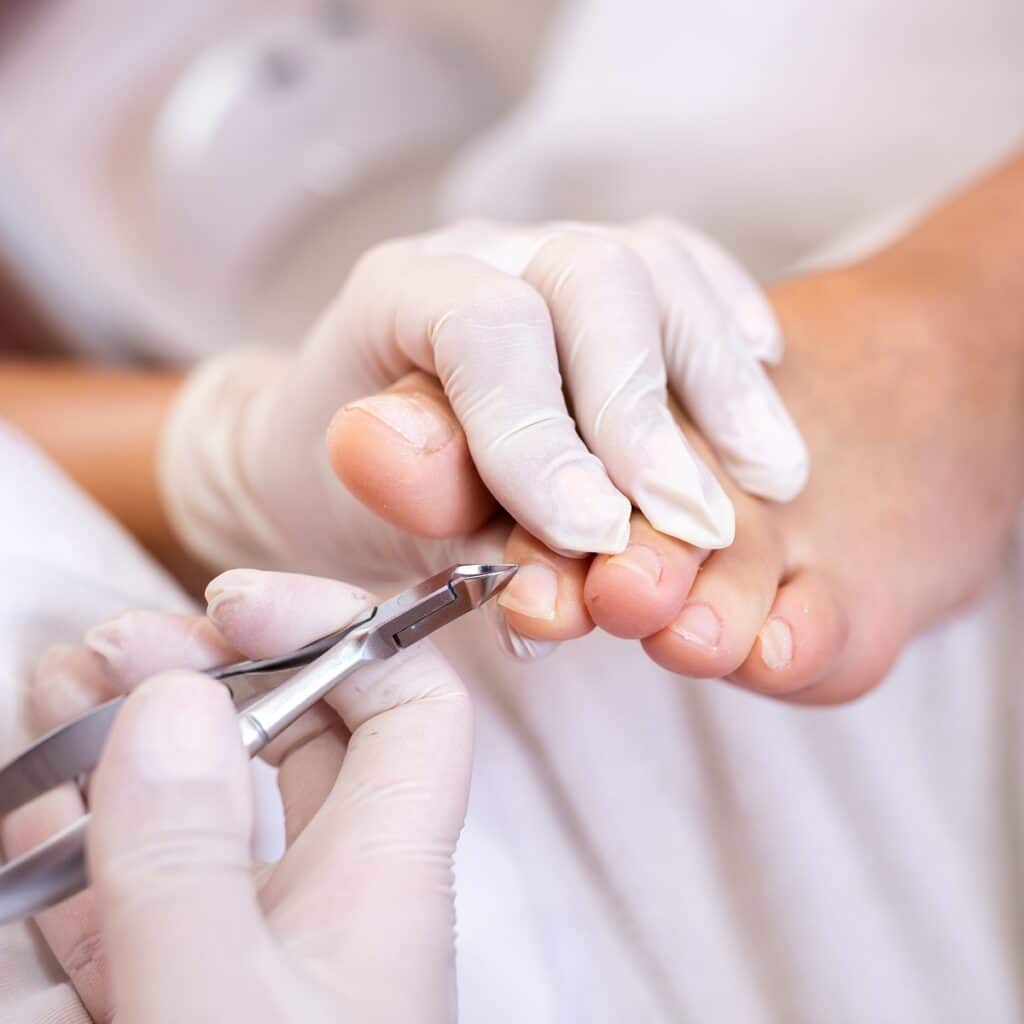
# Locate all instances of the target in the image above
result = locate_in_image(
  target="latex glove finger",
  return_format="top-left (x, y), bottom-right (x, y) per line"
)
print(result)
top-left (76, 579), bottom-right (372, 773)
top-left (195, 569), bottom-right (473, 1017)
top-left (204, 571), bottom-right (372, 773)
top-left (29, 643), bottom-right (120, 733)
top-left (7, 618), bottom-right (259, 1024)
top-left (262, 649), bottom-right (471, 1021)
top-left (205, 569), bottom-right (464, 886)
top-left (523, 229), bottom-right (735, 548)
top-left (7, 620), bottom-right (245, 1023)
top-left (630, 222), bottom-right (809, 501)
top-left (84, 610), bottom-right (349, 786)
top-left (88, 673), bottom-right (272, 1024)
top-left (313, 243), bottom-right (631, 555)
top-left (83, 613), bottom-right (238, 692)
top-left (650, 219), bottom-right (785, 364)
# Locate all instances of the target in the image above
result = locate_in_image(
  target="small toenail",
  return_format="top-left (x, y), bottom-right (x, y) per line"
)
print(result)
top-left (671, 603), bottom-right (721, 650)
top-left (343, 394), bottom-right (454, 453)
top-left (498, 563), bottom-right (559, 621)
top-left (606, 544), bottom-right (663, 586)
top-left (759, 618), bottom-right (793, 670)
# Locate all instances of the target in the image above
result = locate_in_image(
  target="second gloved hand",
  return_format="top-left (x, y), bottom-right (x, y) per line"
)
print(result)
top-left (4, 570), bottom-right (471, 1024)
top-left (161, 218), bottom-right (808, 587)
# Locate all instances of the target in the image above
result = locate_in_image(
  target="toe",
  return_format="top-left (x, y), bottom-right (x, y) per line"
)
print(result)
top-left (498, 526), bottom-right (594, 643)
top-left (584, 513), bottom-right (703, 638)
top-left (728, 569), bottom-right (850, 700)
top-left (643, 512), bottom-right (783, 678)
top-left (327, 370), bottom-right (495, 538)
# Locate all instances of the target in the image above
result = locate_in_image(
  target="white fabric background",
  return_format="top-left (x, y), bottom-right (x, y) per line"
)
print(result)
top-left (2, 1), bottom-right (1024, 1020)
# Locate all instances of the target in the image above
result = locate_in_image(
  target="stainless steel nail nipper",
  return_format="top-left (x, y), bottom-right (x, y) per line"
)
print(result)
top-left (0, 563), bottom-right (516, 925)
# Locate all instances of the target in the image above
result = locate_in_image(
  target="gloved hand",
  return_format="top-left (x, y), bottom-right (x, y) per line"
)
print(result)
top-left (160, 219), bottom-right (807, 592)
top-left (2, 571), bottom-right (471, 1024)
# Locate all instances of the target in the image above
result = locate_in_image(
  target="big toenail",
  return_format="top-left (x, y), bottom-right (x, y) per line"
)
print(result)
top-left (671, 603), bottom-right (721, 650)
top-left (606, 544), bottom-right (663, 586)
top-left (759, 618), bottom-right (793, 670)
top-left (343, 394), bottom-right (454, 452)
top-left (498, 564), bottom-right (559, 621)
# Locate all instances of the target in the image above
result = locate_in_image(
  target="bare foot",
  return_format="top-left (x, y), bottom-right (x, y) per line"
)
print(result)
top-left (329, 260), bottom-right (1024, 702)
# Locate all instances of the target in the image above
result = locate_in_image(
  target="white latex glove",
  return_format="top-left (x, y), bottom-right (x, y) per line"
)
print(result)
top-left (161, 218), bottom-right (807, 587)
top-left (2, 571), bottom-right (470, 1024)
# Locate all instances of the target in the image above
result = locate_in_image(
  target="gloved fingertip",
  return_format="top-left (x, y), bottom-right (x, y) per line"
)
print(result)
top-left (727, 442), bottom-right (810, 503)
top-left (745, 329), bottom-right (785, 366)
top-left (631, 431), bottom-right (736, 550)
top-left (644, 499), bottom-right (736, 551)
top-left (205, 568), bottom-right (264, 608)
top-left (734, 293), bottom-right (785, 365)
top-left (84, 612), bottom-right (236, 687)
top-left (543, 463), bottom-right (631, 556)
top-left (205, 570), bottom-right (272, 635)
top-left (719, 383), bottom-right (810, 503)
top-left (83, 620), bottom-right (129, 670)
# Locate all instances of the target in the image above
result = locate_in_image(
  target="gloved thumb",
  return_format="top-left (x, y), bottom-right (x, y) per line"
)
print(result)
top-left (88, 672), bottom-right (271, 1023)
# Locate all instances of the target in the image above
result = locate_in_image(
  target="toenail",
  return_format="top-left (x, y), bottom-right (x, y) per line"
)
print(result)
top-left (498, 564), bottom-right (559, 621)
top-left (343, 394), bottom-right (454, 453)
top-left (670, 603), bottom-right (721, 650)
top-left (606, 544), bottom-right (663, 586)
top-left (759, 618), bottom-right (793, 670)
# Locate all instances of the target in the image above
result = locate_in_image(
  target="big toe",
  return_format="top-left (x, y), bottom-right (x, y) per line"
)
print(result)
top-left (584, 514), bottom-right (703, 638)
top-left (327, 370), bottom-right (495, 538)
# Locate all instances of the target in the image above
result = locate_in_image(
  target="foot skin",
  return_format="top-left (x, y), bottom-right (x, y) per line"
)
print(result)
top-left (329, 262), bottom-right (1024, 703)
